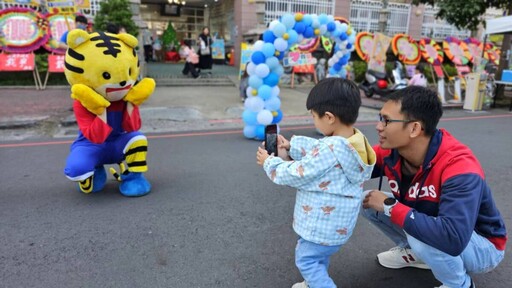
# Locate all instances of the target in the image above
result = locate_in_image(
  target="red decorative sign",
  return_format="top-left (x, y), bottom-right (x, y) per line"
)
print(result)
top-left (0, 53), bottom-right (36, 71)
top-left (48, 54), bottom-right (65, 72)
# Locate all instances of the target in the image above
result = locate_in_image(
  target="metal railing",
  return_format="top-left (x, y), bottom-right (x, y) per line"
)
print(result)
top-left (264, 0), bottom-right (335, 24)
top-left (349, 0), bottom-right (410, 35)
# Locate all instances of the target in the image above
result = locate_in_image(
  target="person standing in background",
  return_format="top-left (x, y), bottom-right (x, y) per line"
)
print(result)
top-left (197, 27), bottom-right (213, 72)
top-left (142, 29), bottom-right (153, 62)
top-left (58, 15), bottom-right (88, 50)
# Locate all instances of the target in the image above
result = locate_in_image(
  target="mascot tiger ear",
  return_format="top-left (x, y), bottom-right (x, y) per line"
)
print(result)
top-left (117, 33), bottom-right (138, 48)
top-left (67, 29), bottom-right (92, 49)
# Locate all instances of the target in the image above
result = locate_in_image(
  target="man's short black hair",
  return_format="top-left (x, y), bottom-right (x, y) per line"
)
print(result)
top-left (387, 86), bottom-right (443, 136)
top-left (306, 78), bottom-right (361, 125)
top-left (75, 15), bottom-right (88, 25)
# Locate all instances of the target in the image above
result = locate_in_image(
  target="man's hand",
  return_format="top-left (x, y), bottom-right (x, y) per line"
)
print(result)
top-left (362, 190), bottom-right (389, 212)
top-left (256, 146), bottom-right (271, 166)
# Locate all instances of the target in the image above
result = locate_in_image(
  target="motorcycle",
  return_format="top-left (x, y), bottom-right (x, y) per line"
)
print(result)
top-left (359, 61), bottom-right (408, 98)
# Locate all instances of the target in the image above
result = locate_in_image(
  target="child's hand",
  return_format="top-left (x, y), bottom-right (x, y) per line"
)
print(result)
top-left (256, 146), bottom-right (271, 166)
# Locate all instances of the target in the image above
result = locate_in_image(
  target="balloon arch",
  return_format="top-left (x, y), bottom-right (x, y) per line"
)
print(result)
top-left (242, 13), bottom-right (357, 140)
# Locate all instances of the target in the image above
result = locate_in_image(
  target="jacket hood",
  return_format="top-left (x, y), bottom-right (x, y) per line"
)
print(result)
top-left (331, 128), bottom-right (376, 184)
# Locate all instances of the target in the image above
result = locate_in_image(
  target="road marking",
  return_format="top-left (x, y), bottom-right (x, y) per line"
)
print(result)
top-left (1, 114), bottom-right (511, 149)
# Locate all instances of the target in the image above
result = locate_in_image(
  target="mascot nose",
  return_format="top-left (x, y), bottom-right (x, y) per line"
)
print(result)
top-left (120, 81), bottom-right (126, 86)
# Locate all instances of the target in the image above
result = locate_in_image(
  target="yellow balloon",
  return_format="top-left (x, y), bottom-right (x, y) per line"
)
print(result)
top-left (275, 51), bottom-right (280, 56)
top-left (347, 28), bottom-right (353, 35)
top-left (283, 33), bottom-right (289, 40)
top-left (272, 111), bottom-right (278, 116)
top-left (295, 13), bottom-right (303, 21)
top-left (252, 89), bottom-right (258, 96)
top-left (314, 29), bottom-right (320, 35)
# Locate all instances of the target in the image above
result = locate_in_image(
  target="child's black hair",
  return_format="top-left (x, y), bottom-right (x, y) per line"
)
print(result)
top-left (306, 78), bottom-right (361, 125)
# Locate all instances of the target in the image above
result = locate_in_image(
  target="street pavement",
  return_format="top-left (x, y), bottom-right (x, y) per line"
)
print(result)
top-left (1, 116), bottom-right (511, 287)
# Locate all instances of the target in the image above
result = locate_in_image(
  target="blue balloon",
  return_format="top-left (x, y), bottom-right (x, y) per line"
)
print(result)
top-left (262, 30), bottom-right (276, 43)
top-left (243, 125), bottom-right (256, 138)
top-left (258, 85), bottom-right (273, 101)
top-left (293, 22), bottom-right (306, 34)
top-left (333, 63), bottom-right (341, 71)
top-left (251, 51), bottom-right (266, 65)
top-left (261, 43), bottom-right (276, 58)
top-left (340, 32), bottom-right (348, 41)
top-left (286, 29), bottom-right (299, 46)
top-left (264, 96), bottom-right (281, 111)
top-left (263, 73), bottom-right (280, 87)
top-left (242, 110), bottom-right (258, 125)
top-left (327, 22), bottom-right (336, 32)
top-left (339, 57), bottom-right (348, 66)
top-left (304, 26), bottom-right (315, 38)
top-left (266, 57), bottom-right (279, 70)
top-left (272, 23), bottom-right (287, 38)
top-left (255, 125), bottom-right (265, 140)
top-left (329, 67), bottom-right (337, 75)
top-left (346, 43), bottom-right (353, 50)
top-left (302, 14), bottom-right (313, 27)
top-left (272, 109), bottom-right (283, 124)
top-left (318, 14), bottom-right (329, 25)
top-left (281, 14), bottom-right (296, 29)
top-left (276, 52), bottom-right (285, 60)
top-left (249, 75), bottom-right (264, 89)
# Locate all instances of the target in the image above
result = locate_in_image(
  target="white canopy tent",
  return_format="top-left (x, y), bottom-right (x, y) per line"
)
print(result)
top-left (485, 15), bottom-right (512, 35)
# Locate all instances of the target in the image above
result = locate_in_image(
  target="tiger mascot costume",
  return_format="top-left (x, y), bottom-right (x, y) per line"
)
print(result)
top-left (63, 30), bottom-right (155, 197)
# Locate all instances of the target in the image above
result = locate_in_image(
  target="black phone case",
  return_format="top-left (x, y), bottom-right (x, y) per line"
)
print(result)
top-left (264, 125), bottom-right (278, 156)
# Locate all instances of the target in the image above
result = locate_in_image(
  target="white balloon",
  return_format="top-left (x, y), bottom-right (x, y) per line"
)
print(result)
top-left (271, 85), bottom-right (280, 98)
top-left (266, 57), bottom-right (280, 70)
top-left (245, 87), bottom-right (254, 98)
top-left (253, 40), bottom-right (264, 51)
top-left (328, 58), bottom-right (336, 67)
top-left (269, 20), bottom-right (281, 31)
top-left (245, 96), bottom-right (265, 112)
top-left (312, 19), bottom-right (320, 29)
top-left (319, 25), bottom-right (327, 35)
top-left (257, 109), bottom-right (273, 125)
top-left (327, 15), bottom-right (335, 23)
top-left (274, 38), bottom-right (288, 52)
top-left (255, 63), bottom-right (270, 78)
top-left (264, 96), bottom-right (281, 111)
top-left (297, 34), bottom-right (304, 43)
top-left (246, 62), bottom-right (256, 76)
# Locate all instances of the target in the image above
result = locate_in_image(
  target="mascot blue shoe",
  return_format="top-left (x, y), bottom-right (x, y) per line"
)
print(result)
top-left (119, 172), bottom-right (151, 197)
top-left (78, 166), bottom-right (107, 194)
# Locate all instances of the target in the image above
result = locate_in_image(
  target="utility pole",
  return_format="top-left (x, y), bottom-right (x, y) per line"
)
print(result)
top-left (378, 0), bottom-right (390, 34)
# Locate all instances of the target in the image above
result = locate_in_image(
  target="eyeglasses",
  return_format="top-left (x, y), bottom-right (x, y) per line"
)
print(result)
top-left (378, 114), bottom-right (416, 127)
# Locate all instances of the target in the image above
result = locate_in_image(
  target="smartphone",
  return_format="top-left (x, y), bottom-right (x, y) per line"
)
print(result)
top-left (264, 124), bottom-right (278, 156)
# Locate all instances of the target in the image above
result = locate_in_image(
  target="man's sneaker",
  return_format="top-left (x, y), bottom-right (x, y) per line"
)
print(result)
top-left (377, 246), bottom-right (430, 270)
top-left (435, 278), bottom-right (475, 288)
top-left (291, 281), bottom-right (308, 288)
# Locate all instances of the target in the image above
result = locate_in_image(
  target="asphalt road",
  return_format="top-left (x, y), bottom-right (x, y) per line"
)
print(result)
top-left (1, 114), bottom-right (511, 288)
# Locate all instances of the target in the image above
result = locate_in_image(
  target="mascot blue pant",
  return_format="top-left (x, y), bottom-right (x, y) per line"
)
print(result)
top-left (64, 132), bottom-right (150, 196)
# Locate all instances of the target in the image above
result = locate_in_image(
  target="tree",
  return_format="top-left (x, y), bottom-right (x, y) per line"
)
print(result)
top-left (162, 21), bottom-right (180, 51)
top-left (94, 0), bottom-right (138, 37)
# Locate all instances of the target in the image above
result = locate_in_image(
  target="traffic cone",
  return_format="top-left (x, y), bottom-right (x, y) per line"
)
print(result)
top-left (229, 48), bottom-right (235, 66)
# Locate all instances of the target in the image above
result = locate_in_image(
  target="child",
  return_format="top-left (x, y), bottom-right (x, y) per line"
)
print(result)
top-left (239, 63), bottom-right (250, 102)
top-left (256, 78), bottom-right (376, 288)
top-left (181, 40), bottom-right (200, 79)
top-left (408, 64), bottom-right (427, 87)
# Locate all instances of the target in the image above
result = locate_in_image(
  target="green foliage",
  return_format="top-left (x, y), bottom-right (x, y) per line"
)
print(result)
top-left (352, 61), bottom-right (368, 83)
top-left (412, 0), bottom-right (511, 31)
top-left (162, 21), bottom-right (180, 51)
top-left (94, 0), bottom-right (138, 37)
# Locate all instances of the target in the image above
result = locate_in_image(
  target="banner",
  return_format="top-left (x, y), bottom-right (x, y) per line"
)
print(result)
top-left (239, 42), bottom-right (252, 79)
top-left (3, 0), bottom-right (42, 6)
top-left (75, 0), bottom-right (91, 10)
top-left (211, 39), bottom-right (225, 60)
top-left (368, 33), bottom-right (391, 73)
top-left (46, 0), bottom-right (76, 15)
top-left (0, 8), bottom-right (49, 53)
top-left (0, 53), bottom-right (35, 71)
top-left (283, 52), bottom-right (315, 67)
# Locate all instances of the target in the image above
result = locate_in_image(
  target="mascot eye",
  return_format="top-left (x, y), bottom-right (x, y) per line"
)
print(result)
top-left (102, 72), bottom-right (111, 80)
top-left (129, 68), bottom-right (132, 76)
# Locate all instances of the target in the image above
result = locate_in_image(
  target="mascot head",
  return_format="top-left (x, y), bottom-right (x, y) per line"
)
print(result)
top-left (64, 30), bottom-right (140, 102)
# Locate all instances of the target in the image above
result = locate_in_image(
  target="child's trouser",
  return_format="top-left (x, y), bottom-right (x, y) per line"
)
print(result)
top-left (295, 237), bottom-right (342, 288)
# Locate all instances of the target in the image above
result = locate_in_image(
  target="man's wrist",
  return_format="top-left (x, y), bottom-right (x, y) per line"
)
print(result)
top-left (383, 197), bottom-right (397, 217)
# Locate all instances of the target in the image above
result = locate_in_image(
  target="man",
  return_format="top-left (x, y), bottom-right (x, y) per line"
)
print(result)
top-left (362, 86), bottom-right (506, 288)
top-left (58, 15), bottom-right (88, 50)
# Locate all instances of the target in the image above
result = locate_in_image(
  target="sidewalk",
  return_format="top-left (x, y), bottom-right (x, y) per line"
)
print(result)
top-left (0, 83), bottom-right (382, 141)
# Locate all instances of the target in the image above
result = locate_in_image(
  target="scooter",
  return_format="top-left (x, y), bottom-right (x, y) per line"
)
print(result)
top-left (359, 61), bottom-right (408, 98)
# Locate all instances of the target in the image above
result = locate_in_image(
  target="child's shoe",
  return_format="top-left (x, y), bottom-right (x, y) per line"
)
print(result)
top-left (119, 172), bottom-right (151, 197)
